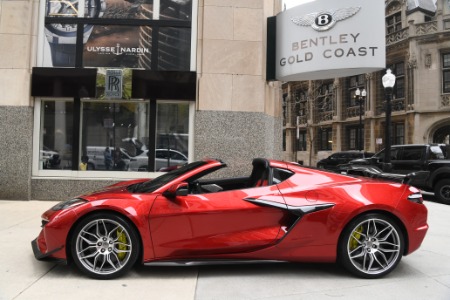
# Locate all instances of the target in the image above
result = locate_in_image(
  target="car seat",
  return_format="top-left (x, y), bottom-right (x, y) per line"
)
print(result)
top-left (248, 158), bottom-right (270, 187)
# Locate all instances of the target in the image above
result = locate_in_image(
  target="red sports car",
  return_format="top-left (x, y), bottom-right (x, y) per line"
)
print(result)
top-left (32, 158), bottom-right (428, 279)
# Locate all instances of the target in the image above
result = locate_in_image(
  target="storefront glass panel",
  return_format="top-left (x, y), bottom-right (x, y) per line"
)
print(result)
top-left (40, 101), bottom-right (74, 170)
top-left (155, 102), bottom-right (190, 171)
top-left (158, 27), bottom-right (191, 70)
top-left (44, 23), bottom-right (78, 67)
top-left (45, 0), bottom-right (152, 19)
top-left (80, 101), bottom-right (149, 171)
top-left (160, 0), bottom-right (192, 20)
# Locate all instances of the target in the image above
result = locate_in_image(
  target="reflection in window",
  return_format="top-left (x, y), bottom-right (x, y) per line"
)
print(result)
top-left (160, 0), bottom-right (192, 20)
top-left (40, 101), bottom-right (73, 170)
top-left (81, 101), bottom-right (149, 171)
top-left (158, 27), bottom-right (191, 70)
top-left (156, 102), bottom-right (189, 171)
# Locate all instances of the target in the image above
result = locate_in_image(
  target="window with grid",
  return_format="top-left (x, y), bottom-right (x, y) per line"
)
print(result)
top-left (318, 128), bottom-right (332, 151)
top-left (347, 74), bottom-right (365, 107)
top-left (316, 82), bottom-right (333, 113)
top-left (443, 53), bottom-right (450, 93)
top-left (346, 126), bottom-right (363, 150)
top-left (297, 131), bottom-right (307, 151)
top-left (386, 12), bottom-right (402, 34)
top-left (294, 90), bottom-right (308, 116)
top-left (393, 123), bottom-right (405, 145)
top-left (388, 62), bottom-right (405, 99)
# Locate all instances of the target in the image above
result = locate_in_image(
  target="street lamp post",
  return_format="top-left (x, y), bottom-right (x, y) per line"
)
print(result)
top-left (354, 87), bottom-right (366, 152)
top-left (382, 69), bottom-right (396, 172)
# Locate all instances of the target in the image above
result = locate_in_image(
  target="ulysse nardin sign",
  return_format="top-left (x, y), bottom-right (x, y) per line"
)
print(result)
top-left (275, 0), bottom-right (385, 81)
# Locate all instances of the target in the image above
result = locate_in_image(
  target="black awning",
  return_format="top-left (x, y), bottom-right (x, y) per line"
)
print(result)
top-left (31, 67), bottom-right (97, 98)
top-left (132, 70), bottom-right (196, 100)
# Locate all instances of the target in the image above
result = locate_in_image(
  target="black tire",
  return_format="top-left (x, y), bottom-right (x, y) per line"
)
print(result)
top-left (434, 179), bottom-right (450, 205)
top-left (70, 213), bottom-right (139, 279)
top-left (338, 213), bottom-right (404, 279)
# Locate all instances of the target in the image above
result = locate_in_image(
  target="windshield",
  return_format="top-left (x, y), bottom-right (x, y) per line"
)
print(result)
top-left (129, 161), bottom-right (208, 193)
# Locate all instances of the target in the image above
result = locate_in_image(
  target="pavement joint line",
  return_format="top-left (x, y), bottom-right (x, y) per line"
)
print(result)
top-left (12, 263), bottom-right (59, 300)
top-left (1, 218), bottom-right (40, 231)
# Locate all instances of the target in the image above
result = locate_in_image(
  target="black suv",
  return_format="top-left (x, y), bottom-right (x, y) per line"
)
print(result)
top-left (342, 144), bottom-right (450, 204)
top-left (317, 151), bottom-right (374, 171)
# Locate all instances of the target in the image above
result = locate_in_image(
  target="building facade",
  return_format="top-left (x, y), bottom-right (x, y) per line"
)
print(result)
top-left (0, 0), bottom-right (283, 200)
top-left (283, 0), bottom-right (450, 166)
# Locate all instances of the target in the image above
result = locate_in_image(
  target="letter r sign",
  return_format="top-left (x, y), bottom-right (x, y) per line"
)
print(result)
top-left (105, 69), bottom-right (123, 99)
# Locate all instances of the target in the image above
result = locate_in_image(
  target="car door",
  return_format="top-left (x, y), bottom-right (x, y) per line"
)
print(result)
top-left (391, 146), bottom-right (425, 173)
top-left (149, 184), bottom-right (287, 259)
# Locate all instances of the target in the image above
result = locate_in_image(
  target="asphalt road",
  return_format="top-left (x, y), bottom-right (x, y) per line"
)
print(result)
top-left (0, 196), bottom-right (449, 300)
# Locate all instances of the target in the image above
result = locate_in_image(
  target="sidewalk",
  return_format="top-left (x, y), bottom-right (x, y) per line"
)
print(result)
top-left (0, 200), bottom-right (449, 300)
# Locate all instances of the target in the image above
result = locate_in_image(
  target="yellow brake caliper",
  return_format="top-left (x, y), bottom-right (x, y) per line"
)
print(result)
top-left (117, 229), bottom-right (127, 261)
top-left (349, 225), bottom-right (364, 251)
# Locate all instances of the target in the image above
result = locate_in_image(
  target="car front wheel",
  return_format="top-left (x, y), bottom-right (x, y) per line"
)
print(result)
top-left (338, 213), bottom-right (404, 278)
top-left (434, 179), bottom-right (450, 205)
top-left (70, 213), bottom-right (139, 279)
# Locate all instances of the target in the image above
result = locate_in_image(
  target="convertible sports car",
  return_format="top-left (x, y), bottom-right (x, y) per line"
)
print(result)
top-left (32, 158), bottom-right (428, 279)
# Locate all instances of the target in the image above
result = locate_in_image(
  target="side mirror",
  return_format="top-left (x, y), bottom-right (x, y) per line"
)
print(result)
top-left (163, 182), bottom-right (189, 198)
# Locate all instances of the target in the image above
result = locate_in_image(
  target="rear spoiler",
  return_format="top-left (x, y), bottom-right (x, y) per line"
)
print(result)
top-left (339, 165), bottom-right (429, 186)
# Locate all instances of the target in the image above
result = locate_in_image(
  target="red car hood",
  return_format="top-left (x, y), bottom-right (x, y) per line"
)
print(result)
top-left (80, 178), bottom-right (151, 201)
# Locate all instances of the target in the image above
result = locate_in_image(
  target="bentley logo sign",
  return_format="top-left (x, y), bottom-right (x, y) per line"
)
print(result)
top-left (273, 0), bottom-right (385, 81)
top-left (291, 7), bottom-right (361, 32)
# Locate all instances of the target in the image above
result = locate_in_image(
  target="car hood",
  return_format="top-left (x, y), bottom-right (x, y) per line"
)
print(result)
top-left (80, 178), bottom-right (151, 200)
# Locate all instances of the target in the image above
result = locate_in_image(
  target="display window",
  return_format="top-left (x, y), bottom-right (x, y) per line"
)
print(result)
top-left (36, 99), bottom-right (192, 175)
top-left (80, 101), bottom-right (150, 171)
top-left (34, 0), bottom-right (196, 177)
top-left (39, 100), bottom-right (74, 170)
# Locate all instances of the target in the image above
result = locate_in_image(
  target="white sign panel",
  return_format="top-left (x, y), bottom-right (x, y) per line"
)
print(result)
top-left (105, 69), bottom-right (123, 99)
top-left (276, 0), bottom-right (385, 81)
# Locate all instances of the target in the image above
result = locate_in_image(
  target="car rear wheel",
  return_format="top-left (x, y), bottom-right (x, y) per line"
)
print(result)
top-left (434, 179), bottom-right (450, 205)
top-left (338, 213), bottom-right (404, 278)
top-left (70, 213), bottom-right (139, 279)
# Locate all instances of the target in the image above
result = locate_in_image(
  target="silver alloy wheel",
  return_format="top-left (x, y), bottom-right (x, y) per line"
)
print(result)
top-left (74, 218), bottom-right (133, 276)
top-left (346, 218), bottom-right (401, 275)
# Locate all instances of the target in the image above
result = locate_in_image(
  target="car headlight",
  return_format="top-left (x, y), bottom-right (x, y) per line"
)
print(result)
top-left (51, 198), bottom-right (88, 211)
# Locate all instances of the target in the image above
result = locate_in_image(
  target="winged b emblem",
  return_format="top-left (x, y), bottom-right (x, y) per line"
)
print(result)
top-left (291, 7), bottom-right (361, 32)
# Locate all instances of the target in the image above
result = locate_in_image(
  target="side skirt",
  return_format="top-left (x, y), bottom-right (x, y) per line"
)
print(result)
top-left (144, 259), bottom-right (287, 267)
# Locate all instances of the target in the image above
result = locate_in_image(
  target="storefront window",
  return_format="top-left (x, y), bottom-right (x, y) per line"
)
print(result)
top-left (80, 101), bottom-right (149, 171)
top-left (44, 23), bottom-right (78, 67)
top-left (45, 0), bottom-right (151, 19)
top-left (158, 28), bottom-right (191, 70)
top-left (40, 101), bottom-right (74, 170)
top-left (37, 0), bottom-right (195, 176)
top-left (155, 102), bottom-right (189, 171)
top-left (160, 0), bottom-right (192, 20)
